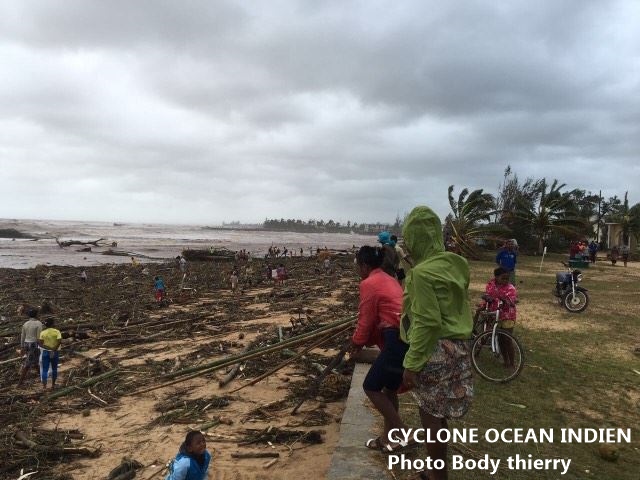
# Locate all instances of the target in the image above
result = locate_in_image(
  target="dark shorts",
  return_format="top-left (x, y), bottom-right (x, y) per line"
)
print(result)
top-left (363, 329), bottom-right (409, 392)
top-left (23, 342), bottom-right (40, 368)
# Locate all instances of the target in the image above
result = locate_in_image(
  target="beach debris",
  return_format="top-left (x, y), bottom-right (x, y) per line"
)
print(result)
top-left (107, 457), bottom-right (143, 480)
top-left (231, 452), bottom-right (280, 459)
top-left (239, 426), bottom-right (324, 446)
top-left (291, 341), bottom-right (350, 414)
top-left (14, 430), bottom-right (100, 458)
top-left (15, 469), bottom-right (38, 480)
top-left (0, 254), bottom-right (359, 479)
top-left (131, 318), bottom-right (354, 396)
top-left (55, 237), bottom-right (106, 248)
top-left (151, 395), bottom-right (231, 426)
top-left (182, 248), bottom-right (236, 261)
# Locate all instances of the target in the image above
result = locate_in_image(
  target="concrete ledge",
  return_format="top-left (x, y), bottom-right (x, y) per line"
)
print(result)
top-left (326, 362), bottom-right (390, 480)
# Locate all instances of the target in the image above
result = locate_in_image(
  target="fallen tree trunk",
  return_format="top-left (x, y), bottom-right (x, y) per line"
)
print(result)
top-left (55, 237), bottom-right (106, 248)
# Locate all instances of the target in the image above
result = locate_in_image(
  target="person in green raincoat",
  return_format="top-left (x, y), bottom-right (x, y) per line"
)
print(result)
top-left (400, 206), bottom-right (474, 480)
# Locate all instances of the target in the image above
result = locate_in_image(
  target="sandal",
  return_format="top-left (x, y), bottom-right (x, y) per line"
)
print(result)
top-left (365, 437), bottom-right (385, 450)
top-left (382, 440), bottom-right (414, 453)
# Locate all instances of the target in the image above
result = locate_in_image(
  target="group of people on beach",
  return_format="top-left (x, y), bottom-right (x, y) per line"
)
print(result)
top-left (351, 206), bottom-right (520, 480)
top-left (17, 306), bottom-right (62, 390)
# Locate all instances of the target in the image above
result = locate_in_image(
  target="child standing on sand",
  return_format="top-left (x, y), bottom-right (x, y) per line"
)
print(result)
top-left (230, 268), bottom-right (239, 292)
top-left (39, 317), bottom-right (62, 390)
top-left (166, 431), bottom-right (212, 480)
top-left (276, 263), bottom-right (287, 285)
top-left (154, 276), bottom-right (166, 303)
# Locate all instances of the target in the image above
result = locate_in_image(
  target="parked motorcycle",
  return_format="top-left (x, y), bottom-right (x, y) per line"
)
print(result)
top-left (554, 262), bottom-right (589, 313)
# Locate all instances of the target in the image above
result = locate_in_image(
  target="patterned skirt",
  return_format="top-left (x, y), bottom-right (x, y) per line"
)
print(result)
top-left (411, 338), bottom-right (473, 419)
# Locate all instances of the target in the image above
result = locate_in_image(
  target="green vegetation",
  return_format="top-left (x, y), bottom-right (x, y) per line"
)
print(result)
top-left (390, 253), bottom-right (640, 479)
top-left (262, 217), bottom-right (400, 234)
top-left (445, 185), bottom-right (502, 259)
top-left (448, 166), bottom-right (640, 256)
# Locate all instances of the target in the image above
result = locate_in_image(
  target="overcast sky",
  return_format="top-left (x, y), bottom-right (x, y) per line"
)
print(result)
top-left (1, 1), bottom-right (638, 225)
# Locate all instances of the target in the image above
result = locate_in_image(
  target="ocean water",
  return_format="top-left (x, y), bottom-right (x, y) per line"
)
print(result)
top-left (0, 219), bottom-right (377, 269)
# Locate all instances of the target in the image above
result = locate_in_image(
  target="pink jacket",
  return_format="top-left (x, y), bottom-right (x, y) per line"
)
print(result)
top-left (485, 278), bottom-right (518, 322)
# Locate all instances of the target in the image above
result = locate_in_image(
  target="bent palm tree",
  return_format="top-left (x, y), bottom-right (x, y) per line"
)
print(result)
top-left (446, 185), bottom-right (502, 258)
top-left (515, 179), bottom-right (585, 254)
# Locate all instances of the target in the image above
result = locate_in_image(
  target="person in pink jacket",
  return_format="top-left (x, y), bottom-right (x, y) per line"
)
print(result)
top-left (351, 246), bottom-right (409, 452)
top-left (485, 267), bottom-right (518, 368)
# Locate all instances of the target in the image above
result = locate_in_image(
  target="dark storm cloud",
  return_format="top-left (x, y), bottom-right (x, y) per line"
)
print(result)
top-left (0, 0), bottom-right (638, 224)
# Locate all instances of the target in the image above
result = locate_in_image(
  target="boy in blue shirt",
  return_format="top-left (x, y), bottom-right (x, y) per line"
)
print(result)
top-left (166, 431), bottom-right (211, 480)
top-left (496, 239), bottom-right (518, 284)
top-left (154, 276), bottom-right (166, 303)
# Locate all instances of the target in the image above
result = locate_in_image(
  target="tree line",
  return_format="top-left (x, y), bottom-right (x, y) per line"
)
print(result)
top-left (262, 217), bottom-right (402, 235)
top-left (446, 166), bottom-right (640, 257)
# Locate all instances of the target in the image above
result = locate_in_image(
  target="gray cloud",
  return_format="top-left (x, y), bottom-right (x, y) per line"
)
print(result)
top-left (0, 0), bottom-right (638, 224)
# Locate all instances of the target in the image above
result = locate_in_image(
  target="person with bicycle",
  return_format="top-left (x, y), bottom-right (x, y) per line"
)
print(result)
top-left (400, 206), bottom-right (473, 480)
top-left (484, 267), bottom-right (518, 368)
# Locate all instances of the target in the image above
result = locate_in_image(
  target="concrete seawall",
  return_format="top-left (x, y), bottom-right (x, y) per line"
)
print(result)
top-left (326, 362), bottom-right (390, 479)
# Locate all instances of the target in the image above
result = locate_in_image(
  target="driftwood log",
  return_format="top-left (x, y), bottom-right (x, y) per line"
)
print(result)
top-left (218, 340), bottom-right (257, 388)
top-left (55, 237), bottom-right (106, 248)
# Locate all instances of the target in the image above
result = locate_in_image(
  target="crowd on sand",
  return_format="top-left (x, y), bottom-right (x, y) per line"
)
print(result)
top-left (16, 203), bottom-right (630, 480)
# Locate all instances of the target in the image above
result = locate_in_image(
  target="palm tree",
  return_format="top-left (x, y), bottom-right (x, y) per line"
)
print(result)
top-left (446, 185), bottom-right (501, 258)
top-left (612, 192), bottom-right (640, 246)
top-left (515, 179), bottom-right (585, 254)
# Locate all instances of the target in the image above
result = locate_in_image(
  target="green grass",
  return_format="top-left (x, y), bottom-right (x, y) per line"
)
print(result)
top-left (389, 253), bottom-right (640, 479)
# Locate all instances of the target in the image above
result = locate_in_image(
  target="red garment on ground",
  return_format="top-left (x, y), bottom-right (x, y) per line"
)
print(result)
top-left (352, 268), bottom-right (403, 349)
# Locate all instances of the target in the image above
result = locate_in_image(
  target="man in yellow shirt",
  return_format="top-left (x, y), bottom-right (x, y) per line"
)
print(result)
top-left (39, 318), bottom-right (62, 390)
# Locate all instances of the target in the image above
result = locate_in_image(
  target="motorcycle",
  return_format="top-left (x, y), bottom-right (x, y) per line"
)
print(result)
top-left (554, 262), bottom-right (589, 313)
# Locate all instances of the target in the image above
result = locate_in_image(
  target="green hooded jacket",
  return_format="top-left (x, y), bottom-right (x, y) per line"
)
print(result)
top-left (400, 206), bottom-right (472, 372)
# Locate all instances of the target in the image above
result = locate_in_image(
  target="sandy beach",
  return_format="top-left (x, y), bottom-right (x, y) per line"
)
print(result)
top-left (0, 250), bottom-right (360, 479)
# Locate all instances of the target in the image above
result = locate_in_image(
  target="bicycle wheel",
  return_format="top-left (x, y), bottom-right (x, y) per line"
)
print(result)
top-left (471, 330), bottom-right (524, 382)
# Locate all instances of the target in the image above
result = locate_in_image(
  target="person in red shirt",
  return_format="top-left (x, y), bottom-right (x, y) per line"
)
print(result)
top-left (351, 246), bottom-right (409, 451)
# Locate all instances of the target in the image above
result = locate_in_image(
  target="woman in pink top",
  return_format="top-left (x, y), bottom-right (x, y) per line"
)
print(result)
top-left (484, 267), bottom-right (518, 368)
top-left (351, 246), bottom-right (409, 451)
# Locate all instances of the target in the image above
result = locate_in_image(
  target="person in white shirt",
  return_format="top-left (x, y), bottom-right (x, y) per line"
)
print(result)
top-left (18, 308), bottom-right (43, 386)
